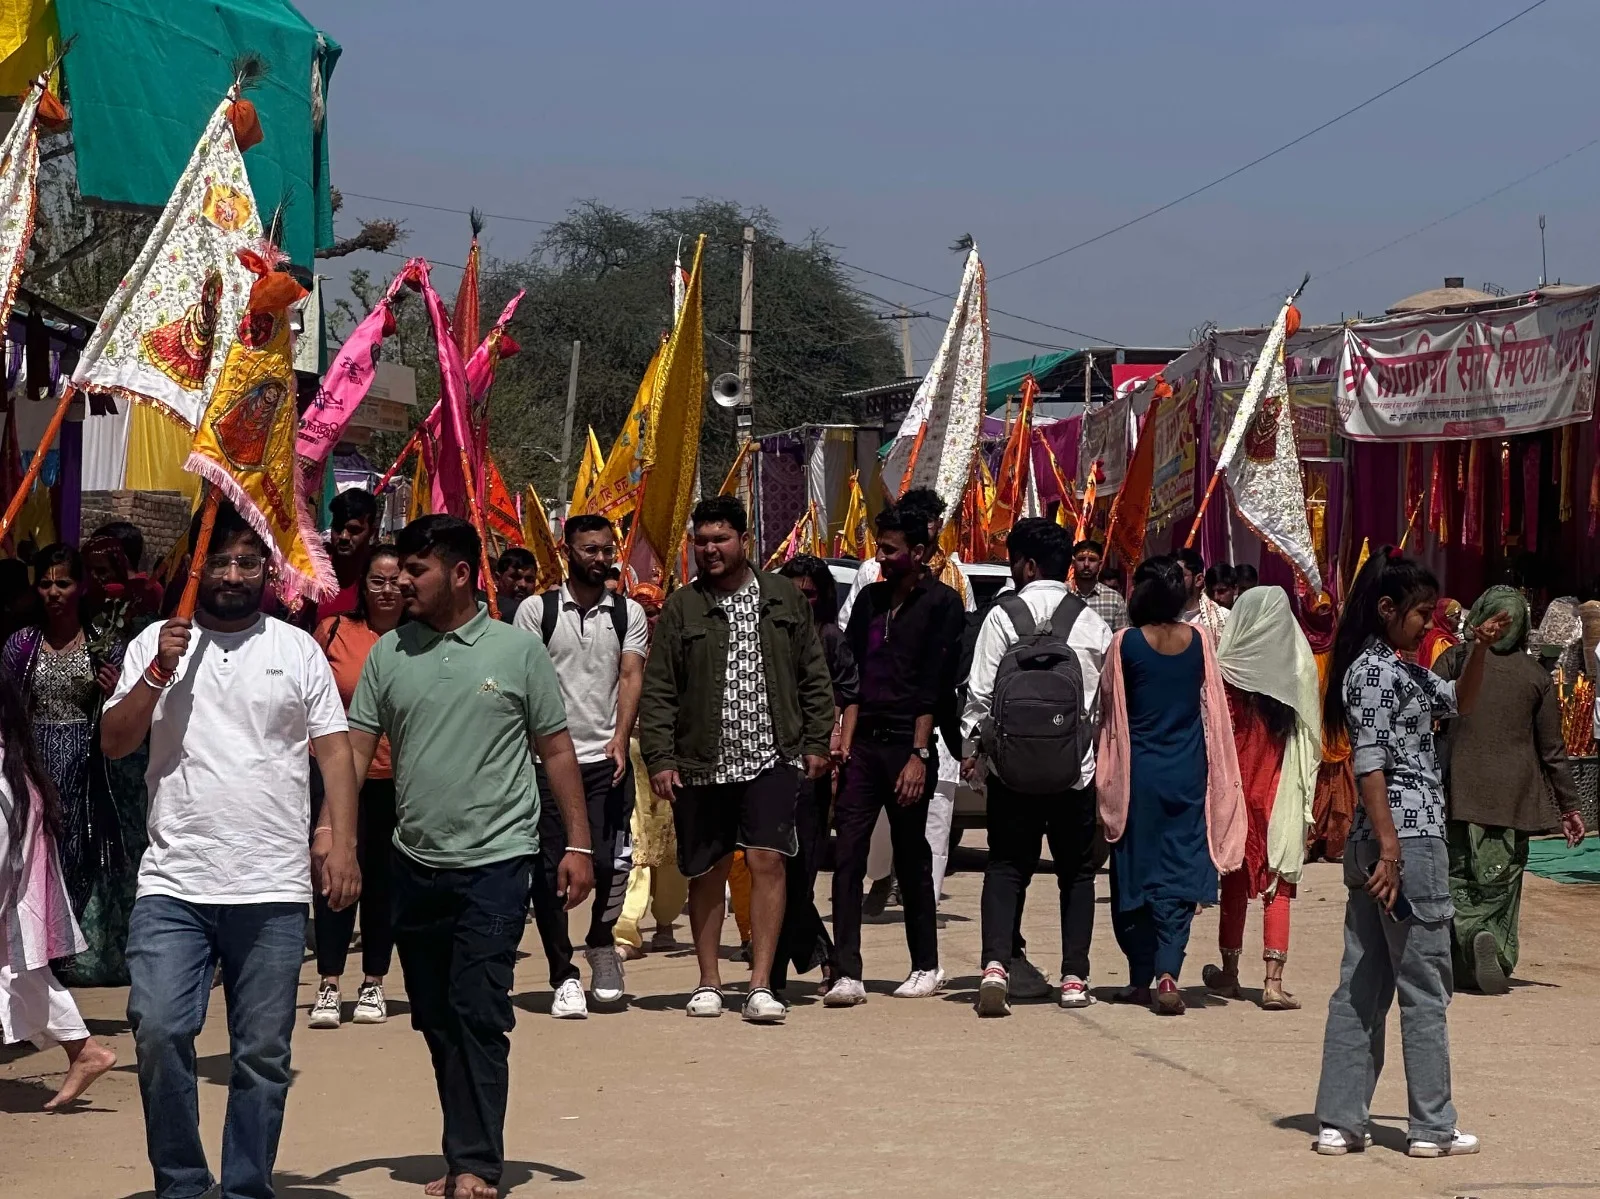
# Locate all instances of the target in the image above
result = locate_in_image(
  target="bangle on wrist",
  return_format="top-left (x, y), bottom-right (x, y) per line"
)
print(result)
top-left (144, 661), bottom-right (175, 689)
top-left (313, 825), bottom-right (333, 836)
top-left (565, 845), bottom-right (594, 857)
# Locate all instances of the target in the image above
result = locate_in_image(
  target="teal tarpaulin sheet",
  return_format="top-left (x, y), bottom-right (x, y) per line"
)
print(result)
top-left (986, 351), bottom-right (1074, 410)
top-left (1526, 836), bottom-right (1600, 885)
top-left (56, 0), bottom-right (339, 268)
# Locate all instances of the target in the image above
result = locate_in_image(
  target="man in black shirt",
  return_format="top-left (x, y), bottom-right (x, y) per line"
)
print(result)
top-left (826, 503), bottom-right (965, 1005)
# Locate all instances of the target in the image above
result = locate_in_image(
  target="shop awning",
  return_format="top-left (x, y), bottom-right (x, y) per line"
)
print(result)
top-left (55, 0), bottom-right (339, 268)
top-left (987, 350), bottom-right (1074, 409)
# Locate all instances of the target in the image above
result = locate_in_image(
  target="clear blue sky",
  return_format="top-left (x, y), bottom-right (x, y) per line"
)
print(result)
top-left (305, 0), bottom-right (1599, 364)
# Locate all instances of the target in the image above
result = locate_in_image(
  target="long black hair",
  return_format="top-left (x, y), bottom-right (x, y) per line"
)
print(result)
top-left (1323, 547), bottom-right (1439, 734)
top-left (1, 665), bottom-right (59, 845)
top-left (779, 554), bottom-right (839, 627)
top-left (1129, 555), bottom-right (1188, 627)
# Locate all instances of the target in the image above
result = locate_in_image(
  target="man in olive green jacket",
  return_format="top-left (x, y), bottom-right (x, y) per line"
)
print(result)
top-left (640, 496), bottom-right (834, 1023)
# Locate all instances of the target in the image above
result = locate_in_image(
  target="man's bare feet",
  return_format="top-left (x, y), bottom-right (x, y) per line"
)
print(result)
top-left (44, 1037), bottom-right (116, 1110)
top-left (451, 1174), bottom-right (497, 1199)
top-left (424, 1179), bottom-right (446, 1197)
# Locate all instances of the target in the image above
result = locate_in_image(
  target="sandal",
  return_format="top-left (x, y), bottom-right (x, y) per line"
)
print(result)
top-left (686, 986), bottom-right (724, 1018)
top-left (1261, 979), bottom-right (1301, 1011)
top-left (1153, 977), bottom-right (1185, 1015)
top-left (741, 986), bottom-right (788, 1025)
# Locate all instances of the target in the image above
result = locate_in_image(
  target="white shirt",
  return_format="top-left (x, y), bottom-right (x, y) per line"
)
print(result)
top-left (513, 585), bottom-right (648, 763)
top-left (108, 614), bottom-right (347, 905)
top-left (960, 579), bottom-right (1112, 782)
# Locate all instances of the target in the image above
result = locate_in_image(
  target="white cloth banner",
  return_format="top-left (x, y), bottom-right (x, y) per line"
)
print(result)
top-left (1075, 392), bottom-right (1131, 497)
top-left (1334, 287), bottom-right (1600, 442)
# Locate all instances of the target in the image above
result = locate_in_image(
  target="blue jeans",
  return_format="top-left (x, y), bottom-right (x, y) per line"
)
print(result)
top-left (1314, 837), bottom-right (1457, 1144)
top-left (126, 896), bottom-right (307, 1199)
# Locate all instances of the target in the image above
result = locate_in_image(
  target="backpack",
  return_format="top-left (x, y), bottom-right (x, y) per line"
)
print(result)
top-left (982, 592), bottom-right (1090, 794)
top-left (537, 589), bottom-right (629, 650)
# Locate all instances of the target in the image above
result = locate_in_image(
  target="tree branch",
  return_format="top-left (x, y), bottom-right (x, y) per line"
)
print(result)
top-left (27, 223), bottom-right (116, 284)
top-left (316, 217), bottom-right (405, 260)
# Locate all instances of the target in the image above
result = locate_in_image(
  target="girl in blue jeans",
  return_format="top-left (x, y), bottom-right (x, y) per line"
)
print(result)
top-left (1313, 550), bottom-right (1507, 1158)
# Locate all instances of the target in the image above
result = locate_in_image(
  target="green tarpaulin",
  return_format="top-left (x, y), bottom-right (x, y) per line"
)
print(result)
top-left (987, 351), bottom-right (1074, 410)
top-left (1526, 836), bottom-right (1600, 885)
top-left (56, 0), bottom-right (338, 268)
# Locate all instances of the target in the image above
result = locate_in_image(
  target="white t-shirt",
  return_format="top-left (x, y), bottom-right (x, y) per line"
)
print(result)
top-left (107, 614), bottom-right (348, 904)
top-left (513, 586), bottom-right (648, 763)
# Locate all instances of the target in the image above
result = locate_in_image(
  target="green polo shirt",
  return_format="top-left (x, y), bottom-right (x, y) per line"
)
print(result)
top-left (349, 604), bottom-right (568, 868)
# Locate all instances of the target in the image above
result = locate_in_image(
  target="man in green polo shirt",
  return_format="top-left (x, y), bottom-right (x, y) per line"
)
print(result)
top-left (347, 515), bottom-right (593, 1199)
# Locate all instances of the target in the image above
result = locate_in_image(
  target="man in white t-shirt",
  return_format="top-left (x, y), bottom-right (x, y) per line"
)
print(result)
top-left (515, 514), bottom-right (648, 1017)
top-left (102, 502), bottom-right (359, 1199)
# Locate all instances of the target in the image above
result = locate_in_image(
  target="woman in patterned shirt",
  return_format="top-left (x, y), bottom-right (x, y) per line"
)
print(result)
top-left (1312, 549), bottom-right (1508, 1161)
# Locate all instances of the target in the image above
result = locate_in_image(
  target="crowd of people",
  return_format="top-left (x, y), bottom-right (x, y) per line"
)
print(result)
top-left (0, 480), bottom-right (1591, 1196)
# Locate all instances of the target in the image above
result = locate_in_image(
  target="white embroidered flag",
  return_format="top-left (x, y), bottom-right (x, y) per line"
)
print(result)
top-left (883, 248), bottom-right (988, 513)
top-left (0, 76), bottom-right (44, 332)
top-left (1221, 299), bottom-right (1322, 591)
top-left (72, 100), bottom-right (260, 430)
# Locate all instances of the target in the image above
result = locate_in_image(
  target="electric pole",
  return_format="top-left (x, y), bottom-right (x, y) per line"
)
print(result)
top-left (557, 339), bottom-right (580, 510)
top-left (1539, 214), bottom-right (1548, 286)
top-left (737, 225), bottom-right (755, 445)
top-left (899, 305), bottom-right (914, 377)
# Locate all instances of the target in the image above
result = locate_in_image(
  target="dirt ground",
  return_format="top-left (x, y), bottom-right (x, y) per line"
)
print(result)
top-left (5, 843), bottom-right (1599, 1199)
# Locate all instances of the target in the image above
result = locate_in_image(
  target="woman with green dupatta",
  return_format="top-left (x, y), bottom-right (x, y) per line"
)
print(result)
top-left (1433, 586), bottom-right (1586, 994)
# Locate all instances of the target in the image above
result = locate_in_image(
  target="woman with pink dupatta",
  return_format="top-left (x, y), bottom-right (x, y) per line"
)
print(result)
top-left (1098, 555), bottom-right (1245, 1015)
top-left (0, 678), bottom-right (116, 1108)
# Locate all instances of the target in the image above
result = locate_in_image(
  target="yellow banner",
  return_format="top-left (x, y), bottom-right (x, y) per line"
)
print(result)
top-left (638, 234), bottom-right (706, 564)
top-left (591, 343), bottom-right (660, 521)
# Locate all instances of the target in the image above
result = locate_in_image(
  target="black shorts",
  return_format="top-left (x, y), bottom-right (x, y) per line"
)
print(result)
top-left (674, 763), bottom-right (801, 878)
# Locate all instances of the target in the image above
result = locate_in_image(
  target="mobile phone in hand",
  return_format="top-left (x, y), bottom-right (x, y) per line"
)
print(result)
top-left (1366, 861), bottom-right (1413, 921)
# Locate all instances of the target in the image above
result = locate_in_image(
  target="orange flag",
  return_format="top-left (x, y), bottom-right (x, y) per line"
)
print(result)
top-left (1105, 379), bottom-right (1169, 569)
top-left (484, 456), bottom-right (523, 546)
top-left (988, 374), bottom-right (1037, 537)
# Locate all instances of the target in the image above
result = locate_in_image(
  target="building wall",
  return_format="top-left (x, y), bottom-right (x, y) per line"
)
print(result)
top-left (80, 490), bottom-right (192, 572)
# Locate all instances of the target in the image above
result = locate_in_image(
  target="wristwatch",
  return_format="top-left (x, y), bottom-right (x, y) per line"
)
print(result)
top-left (911, 746), bottom-right (931, 762)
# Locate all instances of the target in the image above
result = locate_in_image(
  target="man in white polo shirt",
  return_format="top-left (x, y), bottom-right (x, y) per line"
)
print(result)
top-left (101, 501), bottom-right (359, 1199)
top-left (515, 513), bottom-right (648, 1017)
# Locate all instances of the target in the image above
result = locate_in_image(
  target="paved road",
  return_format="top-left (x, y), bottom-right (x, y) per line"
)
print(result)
top-left (5, 846), bottom-right (1598, 1198)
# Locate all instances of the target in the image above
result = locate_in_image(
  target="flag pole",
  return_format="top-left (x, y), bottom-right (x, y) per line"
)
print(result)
top-left (0, 382), bottom-right (75, 544)
top-left (1185, 272), bottom-right (1309, 550)
top-left (175, 488), bottom-right (221, 620)
top-left (373, 427), bottom-right (421, 494)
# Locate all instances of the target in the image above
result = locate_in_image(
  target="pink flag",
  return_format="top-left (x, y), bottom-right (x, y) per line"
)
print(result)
top-left (407, 260), bottom-right (474, 518)
top-left (296, 266), bottom-right (413, 493)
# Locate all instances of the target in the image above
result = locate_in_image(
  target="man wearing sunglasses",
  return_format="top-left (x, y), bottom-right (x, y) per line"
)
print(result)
top-left (102, 500), bottom-right (360, 1199)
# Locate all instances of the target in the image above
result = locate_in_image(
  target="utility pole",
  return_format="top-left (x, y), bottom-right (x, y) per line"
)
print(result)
top-left (1539, 214), bottom-right (1548, 286)
top-left (899, 305), bottom-right (914, 377)
top-left (737, 226), bottom-right (755, 443)
top-left (557, 339), bottom-right (580, 510)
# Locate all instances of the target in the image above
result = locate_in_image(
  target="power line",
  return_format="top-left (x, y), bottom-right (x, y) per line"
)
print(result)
top-left (989, 0), bottom-right (1554, 284)
top-left (1217, 133), bottom-right (1600, 321)
top-left (841, 264), bottom-right (1124, 344)
top-left (341, 191), bottom-right (557, 227)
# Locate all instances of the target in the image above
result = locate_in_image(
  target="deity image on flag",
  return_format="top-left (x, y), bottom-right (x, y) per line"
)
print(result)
top-left (139, 269), bottom-right (224, 391)
top-left (73, 99), bottom-right (262, 430)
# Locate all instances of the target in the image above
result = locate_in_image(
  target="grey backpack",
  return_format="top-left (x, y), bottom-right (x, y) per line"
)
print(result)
top-left (982, 593), bottom-right (1090, 794)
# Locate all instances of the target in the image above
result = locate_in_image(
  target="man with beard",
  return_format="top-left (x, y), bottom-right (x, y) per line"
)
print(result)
top-left (826, 503), bottom-right (966, 1006)
top-left (1070, 538), bottom-right (1129, 632)
top-left (640, 496), bottom-right (834, 1024)
top-left (102, 501), bottom-right (360, 1199)
top-left (348, 515), bottom-right (592, 1199)
top-left (514, 515), bottom-right (648, 1017)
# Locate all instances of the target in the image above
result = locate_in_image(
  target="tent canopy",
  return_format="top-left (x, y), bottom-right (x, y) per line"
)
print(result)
top-left (56, 0), bottom-right (338, 268)
top-left (986, 351), bottom-right (1074, 409)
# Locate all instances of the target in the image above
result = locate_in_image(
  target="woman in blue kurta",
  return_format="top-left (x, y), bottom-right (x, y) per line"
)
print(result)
top-left (1108, 556), bottom-right (1222, 1014)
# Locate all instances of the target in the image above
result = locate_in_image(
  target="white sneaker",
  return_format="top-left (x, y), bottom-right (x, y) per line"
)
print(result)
top-left (1408, 1129), bottom-right (1480, 1158)
top-left (686, 986), bottom-right (724, 1017)
top-left (823, 977), bottom-right (868, 1007)
top-left (551, 977), bottom-right (588, 1019)
top-left (1314, 1127), bottom-right (1372, 1155)
top-left (351, 981), bottom-right (387, 1024)
top-left (1008, 954), bottom-right (1053, 1000)
top-left (976, 962), bottom-right (1010, 1017)
top-left (741, 987), bottom-right (788, 1024)
top-left (893, 968), bottom-right (945, 999)
top-left (1058, 976), bottom-right (1095, 1008)
top-left (308, 983), bottom-right (341, 1029)
top-left (586, 945), bottom-right (626, 1005)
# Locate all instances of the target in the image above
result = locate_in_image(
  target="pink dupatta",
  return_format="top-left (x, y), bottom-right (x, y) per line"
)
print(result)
top-left (1096, 625), bottom-right (1247, 874)
top-left (1, 767), bottom-right (85, 972)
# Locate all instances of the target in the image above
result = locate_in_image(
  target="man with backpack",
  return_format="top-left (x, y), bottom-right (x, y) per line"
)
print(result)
top-left (515, 514), bottom-right (649, 1017)
top-left (962, 518), bottom-right (1113, 1016)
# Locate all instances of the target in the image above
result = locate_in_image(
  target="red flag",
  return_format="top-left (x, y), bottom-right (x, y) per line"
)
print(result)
top-left (452, 216), bottom-right (482, 361)
top-left (484, 456), bottom-right (523, 546)
top-left (989, 374), bottom-right (1037, 536)
top-left (1105, 378), bottom-right (1169, 569)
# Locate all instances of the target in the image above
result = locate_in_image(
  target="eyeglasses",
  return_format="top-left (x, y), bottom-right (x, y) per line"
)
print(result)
top-left (365, 576), bottom-right (402, 592)
top-left (203, 553), bottom-right (265, 577)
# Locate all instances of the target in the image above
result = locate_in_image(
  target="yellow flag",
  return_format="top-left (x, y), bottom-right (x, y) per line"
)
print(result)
top-left (408, 446), bottom-right (431, 522)
top-left (638, 234), bottom-right (706, 564)
top-left (591, 343), bottom-right (661, 521)
top-left (569, 426), bottom-right (604, 516)
top-left (521, 484), bottom-right (565, 591)
top-left (1354, 537), bottom-right (1371, 579)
